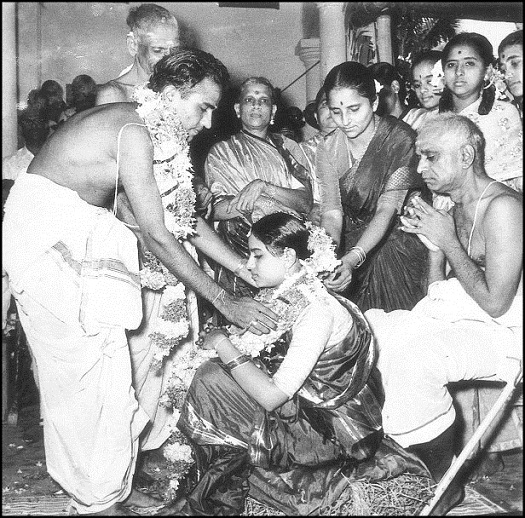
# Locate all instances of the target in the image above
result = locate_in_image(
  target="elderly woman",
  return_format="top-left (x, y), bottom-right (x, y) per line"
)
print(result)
top-left (205, 76), bottom-right (312, 302)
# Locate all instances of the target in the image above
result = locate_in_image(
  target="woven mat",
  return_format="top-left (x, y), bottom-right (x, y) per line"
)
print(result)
top-left (1, 485), bottom-right (509, 516)
top-left (2, 494), bottom-right (70, 516)
top-left (447, 485), bottom-right (508, 515)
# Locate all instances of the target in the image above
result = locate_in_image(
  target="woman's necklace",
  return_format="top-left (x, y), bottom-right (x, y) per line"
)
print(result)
top-left (348, 115), bottom-right (379, 166)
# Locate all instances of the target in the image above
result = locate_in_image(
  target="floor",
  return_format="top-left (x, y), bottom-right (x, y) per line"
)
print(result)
top-left (2, 336), bottom-right (523, 516)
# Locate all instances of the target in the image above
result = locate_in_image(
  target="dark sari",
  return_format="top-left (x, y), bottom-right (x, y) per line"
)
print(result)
top-left (318, 116), bottom-right (429, 312)
top-left (174, 294), bottom-right (429, 515)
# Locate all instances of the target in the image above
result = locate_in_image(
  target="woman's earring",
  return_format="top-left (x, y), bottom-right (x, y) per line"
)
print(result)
top-left (483, 75), bottom-right (494, 90)
top-left (270, 117), bottom-right (275, 125)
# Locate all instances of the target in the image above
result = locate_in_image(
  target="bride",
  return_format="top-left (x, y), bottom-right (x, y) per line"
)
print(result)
top-left (160, 212), bottom-right (429, 515)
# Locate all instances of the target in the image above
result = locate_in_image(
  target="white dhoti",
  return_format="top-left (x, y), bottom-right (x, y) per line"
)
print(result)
top-left (3, 173), bottom-right (149, 514)
top-left (365, 278), bottom-right (522, 448)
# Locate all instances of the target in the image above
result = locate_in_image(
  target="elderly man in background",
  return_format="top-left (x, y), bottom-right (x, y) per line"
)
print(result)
top-left (96, 3), bottom-right (180, 105)
top-left (205, 76), bottom-right (312, 306)
top-left (3, 49), bottom-right (277, 516)
top-left (365, 113), bottom-right (522, 515)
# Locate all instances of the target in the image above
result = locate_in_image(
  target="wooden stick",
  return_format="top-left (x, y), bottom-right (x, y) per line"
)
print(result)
top-left (419, 364), bottom-right (523, 516)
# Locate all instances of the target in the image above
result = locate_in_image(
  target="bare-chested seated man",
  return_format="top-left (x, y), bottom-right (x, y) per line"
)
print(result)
top-left (3, 49), bottom-right (277, 516)
top-left (365, 113), bottom-right (522, 515)
top-left (96, 3), bottom-right (179, 105)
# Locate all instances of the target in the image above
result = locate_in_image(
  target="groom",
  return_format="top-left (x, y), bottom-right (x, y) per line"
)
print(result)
top-left (3, 49), bottom-right (277, 516)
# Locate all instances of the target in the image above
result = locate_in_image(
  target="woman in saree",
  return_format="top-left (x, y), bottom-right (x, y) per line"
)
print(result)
top-left (204, 77), bottom-right (312, 303)
top-left (318, 61), bottom-right (429, 313)
top-left (160, 213), bottom-right (429, 515)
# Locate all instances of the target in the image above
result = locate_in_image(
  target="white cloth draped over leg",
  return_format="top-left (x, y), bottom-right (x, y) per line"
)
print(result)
top-left (128, 241), bottom-right (199, 452)
top-left (3, 173), bottom-right (149, 514)
top-left (365, 278), bottom-right (522, 448)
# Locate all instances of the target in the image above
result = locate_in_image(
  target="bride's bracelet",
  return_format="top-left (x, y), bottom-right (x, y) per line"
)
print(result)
top-left (226, 354), bottom-right (252, 371)
top-left (348, 246), bottom-right (367, 268)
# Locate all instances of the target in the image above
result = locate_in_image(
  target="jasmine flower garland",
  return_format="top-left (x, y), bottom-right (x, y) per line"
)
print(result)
top-left (132, 84), bottom-right (197, 370)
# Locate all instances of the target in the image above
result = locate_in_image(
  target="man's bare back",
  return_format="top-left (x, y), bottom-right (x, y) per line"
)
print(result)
top-left (28, 102), bottom-right (148, 208)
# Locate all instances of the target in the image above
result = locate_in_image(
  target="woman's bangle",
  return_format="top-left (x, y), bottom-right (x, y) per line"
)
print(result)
top-left (348, 246), bottom-right (367, 268)
top-left (264, 182), bottom-right (277, 198)
top-left (226, 354), bottom-right (251, 371)
top-left (233, 260), bottom-right (247, 276)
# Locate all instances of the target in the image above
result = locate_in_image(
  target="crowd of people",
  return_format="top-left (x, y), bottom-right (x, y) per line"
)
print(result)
top-left (2, 3), bottom-right (522, 516)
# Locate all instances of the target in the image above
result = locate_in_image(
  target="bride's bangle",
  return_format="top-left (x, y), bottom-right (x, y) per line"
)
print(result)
top-left (226, 354), bottom-right (251, 371)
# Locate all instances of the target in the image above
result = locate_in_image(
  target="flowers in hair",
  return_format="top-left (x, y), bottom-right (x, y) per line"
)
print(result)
top-left (490, 67), bottom-right (509, 100)
top-left (430, 60), bottom-right (445, 91)
top-left (303, 222), bottom-right (341, 275)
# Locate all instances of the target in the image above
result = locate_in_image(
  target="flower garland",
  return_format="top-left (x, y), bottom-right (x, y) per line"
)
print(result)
top-left (160, 223), bottom-right (340, 497)
top-left (131, 84), bottom-right (197, 370)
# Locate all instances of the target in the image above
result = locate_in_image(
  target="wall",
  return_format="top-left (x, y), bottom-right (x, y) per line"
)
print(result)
top-left (16, 2), bottom-right (310, 110)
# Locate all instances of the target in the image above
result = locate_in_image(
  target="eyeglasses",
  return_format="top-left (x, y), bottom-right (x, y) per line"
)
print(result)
top-left (241, 97), bottom-right (272, 107)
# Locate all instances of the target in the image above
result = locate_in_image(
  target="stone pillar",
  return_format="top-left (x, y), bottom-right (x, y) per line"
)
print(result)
top-left (375, 11), bottom-right (394, 64)
top-left (296, 38), bottom-right (321, 104)
top-left (316, 2), bottom-right (347, 81)
top-left (3, 2), bottom-right (18, 158)
top-left (17, 2), bottom-right (41, 108)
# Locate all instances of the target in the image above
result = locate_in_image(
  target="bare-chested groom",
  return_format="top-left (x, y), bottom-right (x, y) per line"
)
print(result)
top-left (3, 49), bottom-right (277, 516)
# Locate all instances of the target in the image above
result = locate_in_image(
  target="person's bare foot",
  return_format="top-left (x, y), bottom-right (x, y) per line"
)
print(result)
top-left (122, 488), bottom-right (163, 508)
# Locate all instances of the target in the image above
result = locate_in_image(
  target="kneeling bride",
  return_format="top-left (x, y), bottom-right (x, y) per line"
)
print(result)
top-left (162, 212), bottom-right (429, 515)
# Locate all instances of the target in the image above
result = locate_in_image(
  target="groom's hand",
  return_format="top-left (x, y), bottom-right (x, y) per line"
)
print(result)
top-left (219, 294), bottom-right (278, 335)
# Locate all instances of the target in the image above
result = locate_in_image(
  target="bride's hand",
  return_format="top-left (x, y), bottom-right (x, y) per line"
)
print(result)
top-left (203, 329), bottom-right (229, 351)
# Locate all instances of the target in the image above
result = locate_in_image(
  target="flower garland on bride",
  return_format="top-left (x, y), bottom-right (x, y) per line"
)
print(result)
top-left (131, 84), bottom-right (197, 370)
top-left (160, 221), bottom-right (341, 498)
